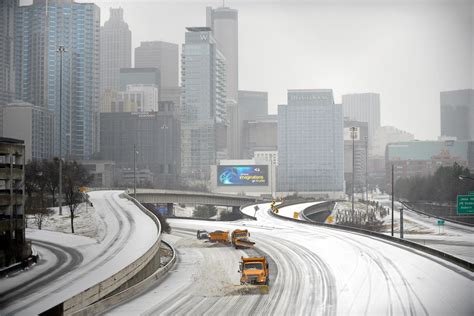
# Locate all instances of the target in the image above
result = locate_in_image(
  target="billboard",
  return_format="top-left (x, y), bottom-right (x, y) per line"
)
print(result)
top-left (217, 165), bottom-right (268, 186)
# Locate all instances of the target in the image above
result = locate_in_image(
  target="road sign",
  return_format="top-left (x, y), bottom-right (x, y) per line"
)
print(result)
top-left (457, 195), bottom-right (474, 215)
top-left (437, 219), bottom-right (445, 226)
top-left (469, 191), bottom-right (474, 196)
top-left (326, 215), bottom-right (334, 224)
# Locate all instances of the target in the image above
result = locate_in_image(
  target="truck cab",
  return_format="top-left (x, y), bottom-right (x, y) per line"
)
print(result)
top-left (239, 256), bottom-right (269, 285)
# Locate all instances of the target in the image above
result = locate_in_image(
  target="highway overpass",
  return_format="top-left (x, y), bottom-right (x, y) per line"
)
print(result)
top-left (129, 189), bottom-right (262, 209)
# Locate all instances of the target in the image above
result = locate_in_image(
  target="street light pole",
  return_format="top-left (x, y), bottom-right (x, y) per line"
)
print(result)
top-left (161, 123), bottom-right (169, 179)
top-left (365, 136), bottom-right (369, 215)
top-left (391, 164), bottom-right (394, 237)
top-left (350, 127), bottom-right (357, 216)
top-left (399, 207), bottom-right (404, 238)
top-left (57, 45), bottom-right (67, 216)
top-left (133, 143), bottom-right (137, 198)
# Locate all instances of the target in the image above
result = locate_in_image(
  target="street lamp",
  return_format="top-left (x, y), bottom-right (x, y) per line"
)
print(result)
top-left (350, 126), bottom-right (358, 216)
top-left (458, 175), bottom-right (474, 181)
top-left (365, 136), bottom-right (368, 216)
top-left (133, 144), bottom-right (139, 198)
top-left (161, 124), bottom-right (169, 178)
top-left (57, 45), bottom-right (67, 216)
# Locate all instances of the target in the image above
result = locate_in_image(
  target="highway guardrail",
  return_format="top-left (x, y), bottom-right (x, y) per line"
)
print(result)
top-left (268, 205), bottom-right (474, 272)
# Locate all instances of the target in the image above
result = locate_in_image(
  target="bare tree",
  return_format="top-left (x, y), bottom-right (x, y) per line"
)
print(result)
top-left (63, 161), bottom-right (93, 233)
top-left (32, 208), bottom-right (54, 230)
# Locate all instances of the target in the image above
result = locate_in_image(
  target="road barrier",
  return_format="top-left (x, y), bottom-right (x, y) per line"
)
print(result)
top-left (60, 193), bottom-right (163, 315)
top-left (71, 240), bottom-right (176, 316)
top-left (265, 203), bottom-right (474, 272)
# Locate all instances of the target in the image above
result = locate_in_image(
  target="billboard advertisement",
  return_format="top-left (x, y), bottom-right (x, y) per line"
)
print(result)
top-left (217, 165), bottom-right (268, 186)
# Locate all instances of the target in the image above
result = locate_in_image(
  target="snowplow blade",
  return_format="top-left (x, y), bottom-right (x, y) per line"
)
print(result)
top-left (234, 285), bottom-right (269, 295)
top-left (257, 285), bottom-right (269, 294)
top-left (234, 239), bottom-right (255, 248)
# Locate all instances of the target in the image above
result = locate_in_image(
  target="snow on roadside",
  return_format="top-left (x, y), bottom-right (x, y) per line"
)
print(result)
top-left (26, 202), bottom-right (105, 241)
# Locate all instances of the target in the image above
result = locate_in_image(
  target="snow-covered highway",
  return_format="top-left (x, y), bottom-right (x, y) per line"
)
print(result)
top-left (0, 191), bottom-right (158, 315)
top-left (106, 202), bottom-right (473, 315)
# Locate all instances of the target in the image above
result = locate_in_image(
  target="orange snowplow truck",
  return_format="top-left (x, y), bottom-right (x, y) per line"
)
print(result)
top-left (239, 256), bottom-right (269, 285)
top-left (231, 229), bottom-right (255, 249)
top-left (208, 230), bottom-right (229, 243)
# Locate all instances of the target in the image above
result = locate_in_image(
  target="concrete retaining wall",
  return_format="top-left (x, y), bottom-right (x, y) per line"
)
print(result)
top-left (62, 193), bottom-right (163, 315)
top-left (71, 240), bottom-right (176, 316)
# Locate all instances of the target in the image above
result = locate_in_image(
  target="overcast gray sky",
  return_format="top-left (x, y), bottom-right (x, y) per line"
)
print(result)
top-left (74, 1), bottom-right (472, 139)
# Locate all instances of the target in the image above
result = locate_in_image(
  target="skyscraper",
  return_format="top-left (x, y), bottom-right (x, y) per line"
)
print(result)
top-left (181, 27), bottom-right (226, 179)
top-left (135, 41), bottom-right (179, 89)
top-left (342, 93), bottom-right (381, 148)
top-left (1, 101), bottom-right (54, 161)
top-left (206, 6), bottom-right (238, 102)
top-left (440, 89), bottom-right (474, 140)
top-left (15, 0), bottom-right (100, 160)
top-left (0, 0), bottom-right (16, 105)
top-left (100, 7), bottom-right (132, 95)
top-left (238, 90), bottom-right (268, 122)
top-left (278, 89), bottom-right (344, 196)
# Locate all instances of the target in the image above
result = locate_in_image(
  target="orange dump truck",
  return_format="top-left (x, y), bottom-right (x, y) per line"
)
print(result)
top-left (239, 256), bottom-right (269, 286)
top-left (208, 230), bottom-right (230, 243)
top-left (231, 229), bottom-right (255, 249)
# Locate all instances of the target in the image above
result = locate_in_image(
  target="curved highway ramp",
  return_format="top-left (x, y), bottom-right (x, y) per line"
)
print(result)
top-left (105, 202), bottom-right (473, 315)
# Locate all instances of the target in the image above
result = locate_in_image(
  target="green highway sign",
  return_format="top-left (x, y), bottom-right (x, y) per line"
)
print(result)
top-left (437, 220), bottom-right (445, 226)
top-left (469, 192), bottom-right (474, 196)
top-left (457, 195), bottom-right (474, 215)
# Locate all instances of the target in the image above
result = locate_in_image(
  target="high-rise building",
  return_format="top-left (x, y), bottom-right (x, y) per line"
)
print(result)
top-left (239, 90), bottom-right (270, 159)
top-left (0, 0), bottom-right (16, 105)
top-left (343, 120), bottom-right (369, 193)
top-left (1, 101), bottom-right (54, 161)
top-left (241, 115), bottom-right (277, 159)
top-left (15, 0), bottom-right (100, 160)
top-left (135, 41), bottom-right (179, 89)
top-left (372, 125), bottom-right (414, 157)
top-left (100, 7), bottom-right (132, 96)
top-left (207, 6), bottom-right (238, 102)
top-left (226, 100), bottom-right (240, 159)
top-left (342, 93), bottom-right (381, 149)
top-left (440, 89), bottom-right (474, 140)
top-left (100, 102), bottom-right (181, 188)
top-left (238, 90), bottom-right (268, 122)
top-left (278, 89), bottom-right (344, 197)
top-left (103, 85), bottom-right (159, 113)
top-left (181, 27), bottom-right (226, 179)
top-left (119, 68), bottom-right (160, 91)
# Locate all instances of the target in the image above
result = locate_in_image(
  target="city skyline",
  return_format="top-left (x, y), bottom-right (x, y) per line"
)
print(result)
top-left (70, 0), bottom-right (473, 141)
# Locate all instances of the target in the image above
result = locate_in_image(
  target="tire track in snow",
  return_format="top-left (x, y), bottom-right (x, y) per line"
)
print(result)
top-left (0, 240), bottom-right (83, 312)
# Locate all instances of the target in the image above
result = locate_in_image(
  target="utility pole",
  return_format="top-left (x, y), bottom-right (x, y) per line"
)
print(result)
top-left (391, 164), bottom-right (394, 237)
top-left (57, 45), bottom-right (67, 216)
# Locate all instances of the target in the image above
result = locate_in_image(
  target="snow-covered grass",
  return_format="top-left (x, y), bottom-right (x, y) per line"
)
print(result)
top-left (26, 202), bottom-right (105, 241)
